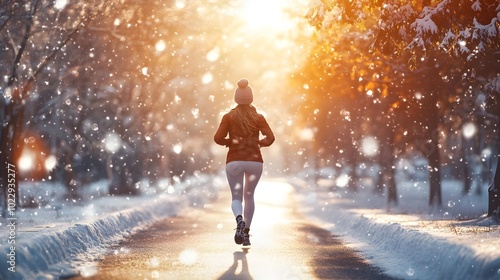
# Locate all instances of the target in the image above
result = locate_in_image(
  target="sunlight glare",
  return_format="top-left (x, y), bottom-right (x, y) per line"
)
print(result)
top-left (175, 0), bottom-right (186, 9)
top-left (104, 132), bottom-right (122, 153)
top-left (55, 0), bottom-right (68, 10)
top-left (361, 136), bottom-right (379, 157)
top-left (251, 181), bottom-right (294, 247)
top-left (206, 47), bottom-right (220, 62)
top-left (79, 264), bottom-right (99, 277)
top-left (18, 150), bottom-right (35, 172)
top-left (462, 122), bottom-right (477, 139)
top-left (173, 143), bottom-right (183, 154)
top-left (202, 72), bottom-right (213, 84)
top-left (155, 40), bottom-right (166, 52)
top-left (336, 174), bottom-right (350, 188)
top-left (299, 127), bottom-right (315, 142)
top-left (255, 181), bottom-right (292, 206)
top-left (179, 248), bottom-right (198, 266)
top-left (44, 155), bottom-right (58, 171)
top-left (241, 0), bottom-right (292, 32)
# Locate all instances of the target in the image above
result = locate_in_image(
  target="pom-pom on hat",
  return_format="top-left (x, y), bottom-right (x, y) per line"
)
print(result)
top-left (234, 78), bottom-right (253, 105)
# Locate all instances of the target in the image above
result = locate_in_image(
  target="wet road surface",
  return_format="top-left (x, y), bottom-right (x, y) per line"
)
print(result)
top-left (70, 180), bottom-right (398, 280)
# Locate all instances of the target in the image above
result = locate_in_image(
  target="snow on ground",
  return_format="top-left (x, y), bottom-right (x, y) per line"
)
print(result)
top-left (0, 175), bottom-right (225, 280)
top-left (1, 172), bottom-right (499, 280)
top-left (293, 177), bottom-right (500, 280)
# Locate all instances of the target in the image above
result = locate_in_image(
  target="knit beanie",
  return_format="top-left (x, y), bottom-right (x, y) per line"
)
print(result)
top-left (234, 78), bottom-right (253, 105)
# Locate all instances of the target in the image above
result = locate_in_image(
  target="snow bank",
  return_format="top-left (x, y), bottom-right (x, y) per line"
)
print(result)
top-left (324, 207), bottom-right (500, 280)
top-left (0, 175), bottom-right (224, 279)
top-left (0, 197), bottom-right (185, 279)
top-left (294, 179), bottom-right (500, 280)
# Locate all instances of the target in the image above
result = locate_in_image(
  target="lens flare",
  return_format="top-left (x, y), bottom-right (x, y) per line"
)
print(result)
top-left (18, 151), bottom-right (36, 172)
top-left (179, 249), bottom-right (198, 266)
top-left (361, 136), bottom-right (379, 157)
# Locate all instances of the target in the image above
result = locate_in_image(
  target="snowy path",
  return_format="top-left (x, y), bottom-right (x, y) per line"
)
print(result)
top-left (67, 181), bottom-right (395, 280)
top-left (2, 176), bottom-right (498, 279)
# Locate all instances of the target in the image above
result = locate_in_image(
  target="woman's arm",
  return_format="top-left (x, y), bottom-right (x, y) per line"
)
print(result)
top-left (258, 115), bottom-right (275, 147)
top-left (214, 114), bottom-right (231, 147)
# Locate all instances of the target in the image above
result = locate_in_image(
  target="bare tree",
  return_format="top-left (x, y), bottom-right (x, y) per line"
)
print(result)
top-left (0, 0), bottom-right (113, 214)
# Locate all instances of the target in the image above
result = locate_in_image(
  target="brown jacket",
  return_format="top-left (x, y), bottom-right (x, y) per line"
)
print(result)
top-left (214, 108), bottom-right (275, 163)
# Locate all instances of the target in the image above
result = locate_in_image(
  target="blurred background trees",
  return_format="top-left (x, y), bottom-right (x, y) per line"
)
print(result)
top-left (0, 0), bottom-right (245, 209)
top-left (0, 0), bottom-right (498, 216)
top-left (0, 0), bottom-right (307, 211)
top-left (298, 0), bottom-right (499, 210)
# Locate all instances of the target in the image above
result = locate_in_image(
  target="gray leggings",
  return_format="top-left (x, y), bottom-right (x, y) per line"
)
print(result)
top-left (226, 161), bottom-right (263, 228)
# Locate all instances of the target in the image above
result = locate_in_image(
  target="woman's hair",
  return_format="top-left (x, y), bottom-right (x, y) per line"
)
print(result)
top-left (230, 105), bottom-right (259, 135)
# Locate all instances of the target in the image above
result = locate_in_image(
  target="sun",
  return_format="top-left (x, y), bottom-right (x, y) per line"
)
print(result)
top-left (240, 0), bottom-right (293, 33)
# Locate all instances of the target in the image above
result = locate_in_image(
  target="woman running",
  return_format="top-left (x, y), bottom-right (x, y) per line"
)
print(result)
top-left (214, 78), bottom-right (275, 246)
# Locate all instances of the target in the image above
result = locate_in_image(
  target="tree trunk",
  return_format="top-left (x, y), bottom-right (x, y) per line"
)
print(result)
top-left (462, 140), bottom-right (473, 194)
top-left (488, 155), bottom-right (500, 217)
top-left (414, 104), bottom-right (442, 207)
top-left (428, 147), bottom-right (443, 206)
top-left (1, 103), bottom-right (25, 214)
top-left (418, 86), bottom-right (443, 207)
top-left (386, 122), bottom-right (398, 205)
top-left (378, 122), bottom-right (397, 204)
top-left (427, 112), bottom-right (442, 207)
top-left (349, 147), bottom-right (359, 193)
